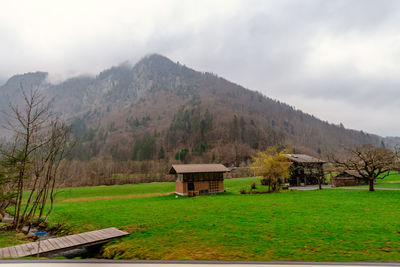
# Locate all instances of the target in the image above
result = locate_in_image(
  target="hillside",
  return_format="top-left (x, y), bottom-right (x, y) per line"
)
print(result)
top-left (0, 54), bottom-right (382, 167)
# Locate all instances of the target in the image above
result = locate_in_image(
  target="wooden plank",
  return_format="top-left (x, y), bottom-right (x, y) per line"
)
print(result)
top-left (45, 239), bottom-right (58, 250)
top-left (59, 237), bottom-right (71, 248)
top-left (66, 234), bottom-right (85, 246)
top-left (44, 239), bottom-right (57, 251)
top-left (40, 240), bottom-right (52, 251)
top-left (54, 237), bottom-right (68, 248)
top-left (14, 245), bottom-right (24, 257)
top-left (98, 228), bottom-right (126, 239)
top-left (92, 230), bottom-right (111, 239)
top-left (89, 231), bottom-right (106, 240)
top-left (83, 232), bottom-right (99, 241)
top-left (4, 247), bottom-right (11, 258)
top-left (58, 236), bottom-right (73, 247)
top-left (38, 240), bottom-right (50, 253)
top-left (53, 238), bottom-right (66, 249)
top-left (38, 243), bottom-right (47, 254)
top-left (62, 235), bottom-right (79, 246)
top-left (73, 233), bottom-right (90, 244)
top-left (79, 232), bottom-right (98, 243)
top-left (3, 247), bottom-right (11, 258)
top-left (87, 231), bottom-right (108, 240)
top-left (97, 229), bottom-right (114, 237)
top-left (47, 238), bottom-right (61, 251)
top-left (0, 227), bottom-right (129, 258)
top-left (87, 231), bottom-right (103, 240)
top-left (26, 242), bottom-right (38, 254)
top-left (103, 227), bottom-right (118, 234)
top-left (20, 244), bottom-right (31, 257)
top-left (9, 246), bottom-right (18, 258)
top-left (76, 233), bottom-right (92, 243)
top-left (110, 227), bottom-right (126, 235)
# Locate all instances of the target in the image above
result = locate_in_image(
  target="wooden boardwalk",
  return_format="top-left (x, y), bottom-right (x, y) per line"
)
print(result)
top-left (0, 227), bottom-right (129, 258)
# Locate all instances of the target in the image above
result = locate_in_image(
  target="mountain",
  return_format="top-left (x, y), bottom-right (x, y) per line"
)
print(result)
top-left (383, 136), bottom-right (400, 149)
top-left (0, 54), bottom-right (383, 166)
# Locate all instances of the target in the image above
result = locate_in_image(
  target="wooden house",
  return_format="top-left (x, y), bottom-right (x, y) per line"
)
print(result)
top-left (330, 170), bottom-right (367, 187)
top-left (283, 154), bottom-right (326, 186)
top-left (169, 164), bottom-right (229, 196)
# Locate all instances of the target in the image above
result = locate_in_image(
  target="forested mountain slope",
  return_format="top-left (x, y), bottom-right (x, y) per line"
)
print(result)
top-left (0, 54), bottom-right (382, 166)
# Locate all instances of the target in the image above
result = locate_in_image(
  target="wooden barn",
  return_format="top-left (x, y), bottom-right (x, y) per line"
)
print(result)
top-left (283, 154), bottom-right (326, 186)
top-left (330, 170), bottom-right (367, 187)
top-left (170, 164), bottom-right (229, 196)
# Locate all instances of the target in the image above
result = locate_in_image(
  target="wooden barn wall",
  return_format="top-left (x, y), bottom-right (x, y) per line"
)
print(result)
top-left (182, 172), bottom-right (224, 182)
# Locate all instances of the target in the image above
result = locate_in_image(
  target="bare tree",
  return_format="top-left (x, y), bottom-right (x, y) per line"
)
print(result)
top-left (1, 87), bottom-right (72, 230)
top-left (331, 144), bottom-right (398, 191)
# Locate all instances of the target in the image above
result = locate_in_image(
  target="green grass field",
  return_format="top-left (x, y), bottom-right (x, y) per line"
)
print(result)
top-left (4, 175), bottom-right (400, 261)
top-left (348, 171), bottom-right (400, 189)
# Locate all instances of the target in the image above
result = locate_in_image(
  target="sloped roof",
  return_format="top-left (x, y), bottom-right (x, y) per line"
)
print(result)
top-left (169, 164), bottom-right (229, 174)
top-left (283, 154), bottom-right (326, 163)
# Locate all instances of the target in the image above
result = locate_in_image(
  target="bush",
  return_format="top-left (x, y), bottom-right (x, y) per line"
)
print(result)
top-left (250, 182), bottom-right (257, 190)
top-left (261, 177), bottom-right (282, 192)
top-left (240, 188), bottom-right (247, 194)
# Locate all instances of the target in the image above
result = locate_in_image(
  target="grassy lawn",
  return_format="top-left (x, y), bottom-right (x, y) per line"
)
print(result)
top-left (3, 176), bottom-right (400, 261)
top-left (0, 229), bottom-right (27, 248)
top-left (43, 178), bottom-right (400, 261)
top-left (21, 177), bottom-right (261, 203)
top-left (21, 180), bottom-right (176, 203)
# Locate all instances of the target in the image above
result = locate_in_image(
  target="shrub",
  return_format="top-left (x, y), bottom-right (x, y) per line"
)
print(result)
top-left (250, 182), bottom-right (257, 190)
top-left (240, 188), bottom-right (247, 194)
top-left (261, 177), bottom-right (282, 192)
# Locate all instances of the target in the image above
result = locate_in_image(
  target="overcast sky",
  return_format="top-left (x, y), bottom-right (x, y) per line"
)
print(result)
top-left (1, 0), bottom-right (399, 137)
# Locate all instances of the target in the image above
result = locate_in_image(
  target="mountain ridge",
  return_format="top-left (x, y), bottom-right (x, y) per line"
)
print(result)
top-left (0, 54), bottom-right (394, 165)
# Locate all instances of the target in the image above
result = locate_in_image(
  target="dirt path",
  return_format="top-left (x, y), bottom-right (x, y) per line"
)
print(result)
top-left (59, 192), bottom-right (174, 203)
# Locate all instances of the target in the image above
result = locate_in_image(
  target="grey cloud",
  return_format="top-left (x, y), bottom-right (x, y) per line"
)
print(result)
top-left (1, 0), bottom-right (400, 136)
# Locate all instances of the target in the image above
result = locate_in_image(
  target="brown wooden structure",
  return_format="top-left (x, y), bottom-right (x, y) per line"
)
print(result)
top-left (330, 170), bottom-right (367, 187)
top-left (0, 227), bottom-right (128, 258)
top-left (283, 154), bottom-right (326, 186)
top-left (170, 164), bottom-right (229, 196)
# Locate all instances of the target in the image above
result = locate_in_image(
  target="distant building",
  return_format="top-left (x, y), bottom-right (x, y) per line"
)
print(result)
top-left (330, 170), bottom-right (367, 187)
top-left (283, 154), bottom-right (326, 186)
top-left (169, 164), bottom-right (229, 196)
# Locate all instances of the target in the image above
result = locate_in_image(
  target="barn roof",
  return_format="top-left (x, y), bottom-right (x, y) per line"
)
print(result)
top-left (169, 164), bottom-right (229, 174)
top-left (283, 154), bottom-right (326, 163)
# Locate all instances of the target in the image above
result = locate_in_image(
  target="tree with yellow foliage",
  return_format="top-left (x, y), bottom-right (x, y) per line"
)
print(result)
top-left (251, 146), bottom-right (292, 192)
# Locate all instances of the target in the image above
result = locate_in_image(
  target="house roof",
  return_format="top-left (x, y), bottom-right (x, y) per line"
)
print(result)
top-left (283, 154), bottom-right (326, 163)
top-left (169, 164), bottom-right (229, 174)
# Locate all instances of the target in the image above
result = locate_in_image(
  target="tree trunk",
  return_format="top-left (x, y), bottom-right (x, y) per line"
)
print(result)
top-left (368, 179), bottom-right (374, 192)
top-left (318, 178), bottom-right (322, 190)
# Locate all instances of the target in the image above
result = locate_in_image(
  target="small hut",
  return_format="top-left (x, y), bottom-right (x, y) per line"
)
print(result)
top-left (283, 154), bottom-right (326, 186)
top-left (169, 164), bottom-right (229, 196)
top-left (330, 170), bottom-right (367, 187)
